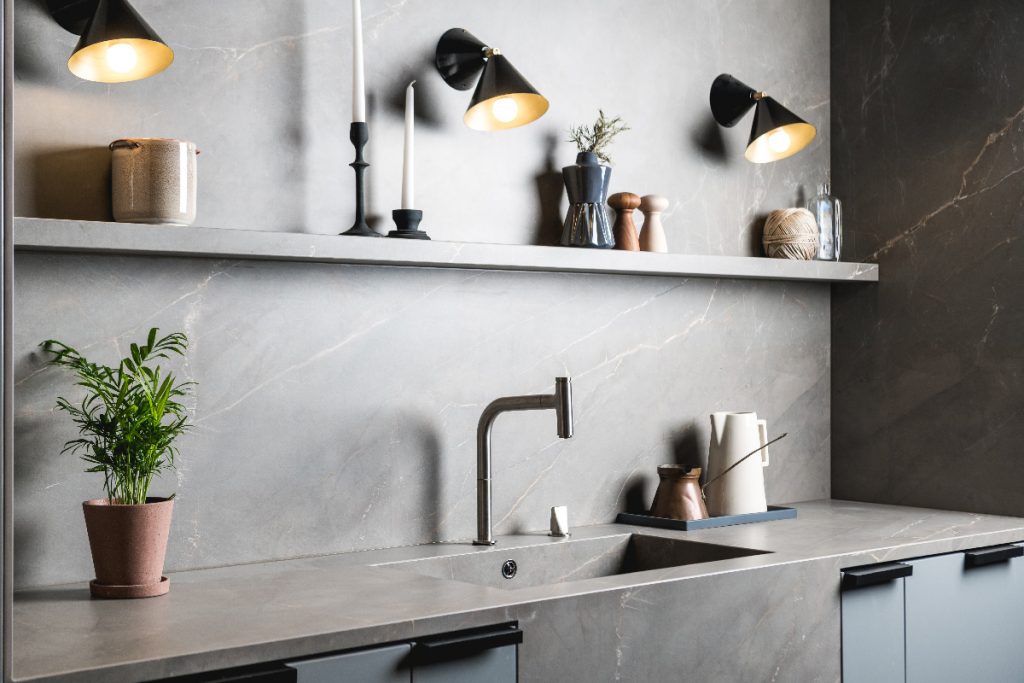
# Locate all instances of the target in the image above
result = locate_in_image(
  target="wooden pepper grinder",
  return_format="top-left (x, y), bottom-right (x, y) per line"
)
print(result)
top-left (639, 194), bottom-right (669, 253)
top-left (608, 192), bottom-right (641, 251)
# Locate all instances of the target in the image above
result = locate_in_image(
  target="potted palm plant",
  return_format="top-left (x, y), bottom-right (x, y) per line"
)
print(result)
top-left (43, 328), bottom-right (193, 599)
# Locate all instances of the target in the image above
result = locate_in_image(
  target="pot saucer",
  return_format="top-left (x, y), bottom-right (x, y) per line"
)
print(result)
top-left (90, 576), bottom-right (169, 599)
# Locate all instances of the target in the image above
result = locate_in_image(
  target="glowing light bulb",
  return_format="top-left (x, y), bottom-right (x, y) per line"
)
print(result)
top-left (767, 129), bottom-right (792, 154)
top-left (106, 43), bottom-right (138, 74)
top-left (491, 97), bottom-right (519, 124)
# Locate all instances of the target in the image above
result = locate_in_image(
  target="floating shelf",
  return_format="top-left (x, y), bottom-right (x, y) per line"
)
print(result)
top-left (13, 218), bottom-right (878, 283)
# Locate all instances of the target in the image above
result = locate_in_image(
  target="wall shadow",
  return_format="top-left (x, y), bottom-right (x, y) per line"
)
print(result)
top-left (671, 420), bottom-right (708, 485)
top-left (621, 475), bottom-right (650, 515)
top-left (365, 211), bottom-right (386, 234)
top-left (13, 0), bottom-right (57, 83)
top-left (12, 586), bottom-right (90, 603)
top-left (670, 422), bottom-right (704, 467)
top-left (746, 212), bottom-right (769, 257)
top-left (407, 416), bottom-right (444, 543)
top-left (29, 147), bottom-right (112, 221)
top-left (14, 345), bottom-right (47, 393)
top-left (363, 90), bottom-right (387, 235)
top-left (385, 56), bottom-right (446, 129)
top-left (13, 409), bottom-right (57, 589)
top-left (530, 133), bottom-right (564, 246)
top-left (691, 116), bottom-right (728, 163)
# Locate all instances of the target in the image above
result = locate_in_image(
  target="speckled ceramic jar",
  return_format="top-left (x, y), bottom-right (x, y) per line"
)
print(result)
top-left (110, 138), bottom-right (198, 225)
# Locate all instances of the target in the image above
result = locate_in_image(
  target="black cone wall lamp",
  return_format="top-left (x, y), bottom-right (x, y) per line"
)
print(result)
top-left (47, 0), bottom-right (173, 83)
top-left (435, 28), bottom-right (549, 131)
top-left (710, 74), bottom-right (816, 163)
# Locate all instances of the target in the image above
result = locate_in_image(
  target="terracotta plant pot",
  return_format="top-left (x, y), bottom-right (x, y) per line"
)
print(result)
top-left (82, 497), bottom-right (174, 599)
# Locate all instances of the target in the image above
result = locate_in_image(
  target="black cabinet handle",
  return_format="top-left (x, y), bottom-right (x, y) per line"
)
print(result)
top-left (147, 663), bottom-right (297, 682)
top-left (413, 622), bottom-right (522, 663)
top-left (841, 562), bottom-right (913, 590)
top-left (964, 544), bottom-right (1024, 568)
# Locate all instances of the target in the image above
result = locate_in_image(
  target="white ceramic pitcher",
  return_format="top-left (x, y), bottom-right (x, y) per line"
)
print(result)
top-left (705, 411), bottom-right (769, 517)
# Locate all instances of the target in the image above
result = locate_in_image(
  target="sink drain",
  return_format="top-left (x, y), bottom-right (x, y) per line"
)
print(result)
top-left (501, 559), bottom-right (517, 580)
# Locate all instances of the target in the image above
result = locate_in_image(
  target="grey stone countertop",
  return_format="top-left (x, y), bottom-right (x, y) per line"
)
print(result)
top-left (14, 499), bottom-right (1024, 682)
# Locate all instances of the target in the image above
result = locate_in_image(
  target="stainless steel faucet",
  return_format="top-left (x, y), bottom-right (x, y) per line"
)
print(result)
top-left (474, 377), bottom-right (574, 546)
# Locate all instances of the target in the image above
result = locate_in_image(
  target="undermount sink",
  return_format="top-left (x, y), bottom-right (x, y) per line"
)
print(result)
top-left (374, 533), bottom-right (769, 590)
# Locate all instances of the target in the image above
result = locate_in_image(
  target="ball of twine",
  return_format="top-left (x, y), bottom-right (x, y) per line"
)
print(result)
top-left (762, 208), bottom-right (818, 260)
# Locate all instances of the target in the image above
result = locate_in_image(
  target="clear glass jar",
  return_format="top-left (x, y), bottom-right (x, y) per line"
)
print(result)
top-left (808, 182), bottom-right (842, 261)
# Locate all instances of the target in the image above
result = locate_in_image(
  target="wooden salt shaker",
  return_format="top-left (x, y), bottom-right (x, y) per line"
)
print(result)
top-left (608, 192), bottom-right (641, 251)
top-left (639, 194), bottom-right (669, 253)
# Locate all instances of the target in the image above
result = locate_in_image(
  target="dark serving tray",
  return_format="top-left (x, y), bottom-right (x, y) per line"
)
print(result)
top-left (615, 505), bottom-right (797, 531)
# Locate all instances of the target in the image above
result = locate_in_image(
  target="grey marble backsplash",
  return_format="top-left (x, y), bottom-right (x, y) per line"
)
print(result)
top-left (12, 0), bottom-right (832, 588)
top-left (831, 1), bottom-right (1024, 514)
top-left (15, 255), bottom-right (830, 587)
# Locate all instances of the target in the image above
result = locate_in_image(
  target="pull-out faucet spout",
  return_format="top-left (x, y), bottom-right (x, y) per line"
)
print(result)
top-left (475, 377), bottom-right (573, 545)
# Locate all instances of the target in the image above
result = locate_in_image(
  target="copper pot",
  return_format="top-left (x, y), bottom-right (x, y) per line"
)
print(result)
top-left (649, 465), bottom-right (709, 521)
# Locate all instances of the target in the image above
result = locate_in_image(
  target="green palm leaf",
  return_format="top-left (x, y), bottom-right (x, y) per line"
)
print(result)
top-left (42, 328), bottom-right (195, 505)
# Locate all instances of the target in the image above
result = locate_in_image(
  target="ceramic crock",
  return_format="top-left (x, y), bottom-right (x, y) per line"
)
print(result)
top-left (110, 138), bottom-right (198, 225)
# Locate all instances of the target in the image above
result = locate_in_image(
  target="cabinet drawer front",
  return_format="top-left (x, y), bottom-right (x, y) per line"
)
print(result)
top-left (905, 546), bottom-right (1024, 683)
top-left (841, 578), bottom-right (906, 683)
top-left (411, 643), bottom-right (516, 683)
top-left (288, 643), bottom-right (411, 683)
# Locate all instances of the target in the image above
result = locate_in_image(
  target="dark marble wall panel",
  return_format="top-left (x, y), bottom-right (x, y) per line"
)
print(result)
top-left (831, 0), bottom-right (1024, 513)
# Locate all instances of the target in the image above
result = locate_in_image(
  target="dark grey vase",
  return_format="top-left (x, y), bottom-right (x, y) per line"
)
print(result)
top-left (560, 152), bottom-right (615, 248)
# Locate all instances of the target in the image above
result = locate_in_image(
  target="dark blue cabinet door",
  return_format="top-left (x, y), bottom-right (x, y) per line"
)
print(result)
top-left (905, 545), bottom-right (1024, 683)
top-left (411, 623), bottom-right (520, 683)
top-left (411, 644), bottom-right (516, 683)
top-left (287, 643), bottom-right (411, 683)
top-left (841, 576), bottom-right (906, 682)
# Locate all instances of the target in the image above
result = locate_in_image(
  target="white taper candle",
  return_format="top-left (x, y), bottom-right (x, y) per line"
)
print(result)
top-left (402, 81), bottom-right (415, 210)
top-left (352, 0), bottom-right (366, 122)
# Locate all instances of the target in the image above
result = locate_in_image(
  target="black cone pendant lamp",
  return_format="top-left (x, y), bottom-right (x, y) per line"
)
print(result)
top-left (48, 0), bottom-right (174, 83)
top-left (435, 28), bottom-right (549, 131)
top-left (710, 74), bottom-right (816, 163)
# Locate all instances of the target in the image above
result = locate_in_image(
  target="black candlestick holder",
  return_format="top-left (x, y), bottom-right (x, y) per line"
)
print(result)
top-left (342, 122), bottom-right (381, 237)
top-left (389, 209), bottom-right (430, 240)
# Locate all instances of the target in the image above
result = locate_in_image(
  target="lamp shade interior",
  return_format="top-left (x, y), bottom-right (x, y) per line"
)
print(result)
top-left (743, 96), bottom-right (817, 163)
top-left (69, 38), bottom-right (173, 82)
top-left (65, 0), bottom-right (174, 83)
top-left (745, 122), bottom-right (817, 163)
top-left (463, 53), bottom-right (549, 131)
top-left (465, 92), bottom-right (549, 131)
